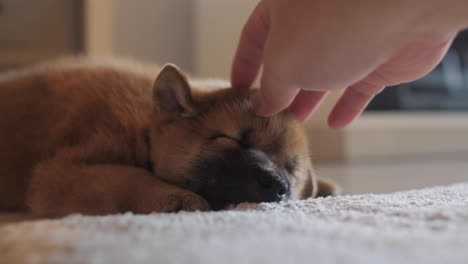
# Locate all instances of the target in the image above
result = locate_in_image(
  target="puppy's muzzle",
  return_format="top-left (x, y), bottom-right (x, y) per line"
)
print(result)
top-left (197, 149), bottom-right (290, 209)
top-left (247, 155), bottom-right (288, 201)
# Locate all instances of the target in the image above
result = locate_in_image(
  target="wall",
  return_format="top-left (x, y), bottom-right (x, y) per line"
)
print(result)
top-left (0, 0), bottom-right (81, 67)
top-left (113, 0), bottom-right (193, 72)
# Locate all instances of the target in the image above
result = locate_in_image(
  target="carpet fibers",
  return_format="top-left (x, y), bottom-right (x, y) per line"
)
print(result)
top-left (1, 183), bottom-right (467, 264)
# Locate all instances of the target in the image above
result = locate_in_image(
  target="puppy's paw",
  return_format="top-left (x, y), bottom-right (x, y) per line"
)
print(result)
top-left (316, 177), bottom-right (341, 197)
top-left (165, 191), bottom-right (211, 212)
top-left (131, 188), bottom-right (210, 214)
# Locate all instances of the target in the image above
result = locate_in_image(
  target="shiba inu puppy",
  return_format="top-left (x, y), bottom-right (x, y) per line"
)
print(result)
top-left (0, 57), bottom-right (337, 217)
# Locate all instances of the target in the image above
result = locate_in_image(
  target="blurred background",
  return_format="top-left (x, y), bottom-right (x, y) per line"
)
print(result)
top-left (1, 0), bottom-right (467, 194)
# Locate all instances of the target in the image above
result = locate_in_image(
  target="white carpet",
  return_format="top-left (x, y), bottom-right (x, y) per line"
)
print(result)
top-left (1, 183), bottom-right (468, 264)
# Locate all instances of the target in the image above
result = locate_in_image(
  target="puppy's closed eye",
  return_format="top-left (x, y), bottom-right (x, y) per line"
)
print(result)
top-left (209, 133), bottom-right (250, 148)
top-left (209, 134), bottom-right (236, 142)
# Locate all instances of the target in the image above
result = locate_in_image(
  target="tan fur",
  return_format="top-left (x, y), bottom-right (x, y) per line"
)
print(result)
top-left (316, 178), bottom-right (341, 197)
top-left (0, 57), bottom-right (337, 216)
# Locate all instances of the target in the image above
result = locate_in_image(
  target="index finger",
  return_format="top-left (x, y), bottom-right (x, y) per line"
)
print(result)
top-left (231, 1), bottom-right (270, 89)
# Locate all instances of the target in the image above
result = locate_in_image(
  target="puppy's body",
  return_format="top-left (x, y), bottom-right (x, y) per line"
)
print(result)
top-left (1, 59), bottom-right (160, 212)
top-left (0, 57), bottom-right (336, 216)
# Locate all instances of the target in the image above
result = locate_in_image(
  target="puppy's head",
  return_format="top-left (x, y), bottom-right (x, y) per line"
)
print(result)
top-left (150, 64), bottom-right (317, 209)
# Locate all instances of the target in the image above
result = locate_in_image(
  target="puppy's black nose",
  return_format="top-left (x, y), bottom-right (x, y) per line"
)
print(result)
top-left (257, 172), bottom-right (287, 196)
top-left (250, 163), bottom-right (289, 202)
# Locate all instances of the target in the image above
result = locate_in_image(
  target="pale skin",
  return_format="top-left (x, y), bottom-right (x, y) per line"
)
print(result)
top-left (231, 0), bottom-right (468, 129)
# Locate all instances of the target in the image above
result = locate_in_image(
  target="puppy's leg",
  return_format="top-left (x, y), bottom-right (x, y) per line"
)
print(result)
top-left (26, 161), bottom-right (209, 217)
top-left (316, 177), bottom-right (341, 197)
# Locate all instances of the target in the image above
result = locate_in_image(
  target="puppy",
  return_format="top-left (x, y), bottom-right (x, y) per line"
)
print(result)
top-left (0, 57), bottom-right (338, 216)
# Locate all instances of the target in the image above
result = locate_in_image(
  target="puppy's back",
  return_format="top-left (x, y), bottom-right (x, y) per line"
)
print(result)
top-left (0, 57), bottom-right (157, 209)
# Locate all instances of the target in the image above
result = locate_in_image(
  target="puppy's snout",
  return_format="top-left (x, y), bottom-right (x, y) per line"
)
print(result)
top-left (197, 149), bottom-right (290, 209)
top-left (256, 169), bottom-right (287, 197)
top-left (247, 150), bottom-right (289, 200)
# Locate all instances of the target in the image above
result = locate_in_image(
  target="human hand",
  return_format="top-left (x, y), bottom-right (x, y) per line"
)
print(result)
top-left (231, 0), bottom-right (465, 129)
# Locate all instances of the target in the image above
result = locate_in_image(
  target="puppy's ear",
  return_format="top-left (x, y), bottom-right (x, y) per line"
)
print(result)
top-left (153, 64), bottom-right (196, 117)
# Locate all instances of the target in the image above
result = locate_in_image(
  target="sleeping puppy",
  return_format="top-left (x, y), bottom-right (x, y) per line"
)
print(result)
top-left (0, 57), bottom-right (338, 217)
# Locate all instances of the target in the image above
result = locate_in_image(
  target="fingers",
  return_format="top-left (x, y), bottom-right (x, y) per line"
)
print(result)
top-left (255, 74), bottom-right (301, 116)
top-left (231, 0), bottom-right (270, 89)
top-left (327, 36), bottom-right (455, 129)
top-left (328, 81), bottom-right (385, 130)
top-left (289, 90), bottom-right (328, 122)
top-left (231, 0), bottom-right (326, 120)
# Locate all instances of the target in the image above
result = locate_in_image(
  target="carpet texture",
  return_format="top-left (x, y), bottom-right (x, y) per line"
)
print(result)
top-left (1, 183), bottom-right (467, 264)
